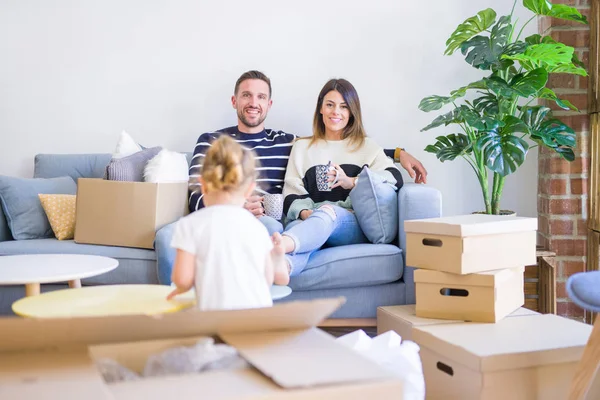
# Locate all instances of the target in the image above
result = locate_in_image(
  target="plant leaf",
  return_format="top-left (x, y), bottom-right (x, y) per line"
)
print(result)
top-left (461, 108), bottom-right (503, 131)
top-left (555, 146), bottom-right (575, 161)
top-left (473, 94), bottom-right (499, 116)
top-left (445, 8), bottom-right (497, 55)
top-left (421, 108), bottom-right (465, 131)
top-left (539, 119), bottom-right (576, 147)
top-left (501, 115), bottom-right (529, 135)
top-left (460, 15), bottom-right (512, 70)
top-left (523, 0), bottom-right (588, 24)
top-left (520, 105), bottom-right (552, 131)
top-left (547, 63), bottom-right (588, 76)
top-left (424, 133), bottom-right (472, 161)
top-left (537, 88), bottom-right (579, 111)
top-left (502, 43), bottom-right (574, 69)
top-left (485, 76), bottom-right (516, 97)
top-left (418, 95), bottom-right (454, 112)
top-left (510, 68), bottom-right (549, 97)
top-left (475, 133), bottom-right (529, 176)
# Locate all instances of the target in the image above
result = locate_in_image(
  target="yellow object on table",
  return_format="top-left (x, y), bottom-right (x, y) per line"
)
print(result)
top-left (12, 284), bottom-right (195, 318)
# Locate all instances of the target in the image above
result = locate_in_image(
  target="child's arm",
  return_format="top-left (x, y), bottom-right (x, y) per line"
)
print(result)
top-left (166, 249), bottom-right (195, 300)
top-left (264, 253), bottom-right (275, 286)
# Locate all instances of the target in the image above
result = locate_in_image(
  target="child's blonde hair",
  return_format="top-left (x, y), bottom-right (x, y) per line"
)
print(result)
top-left (201, 136), bottom-right (257, 192)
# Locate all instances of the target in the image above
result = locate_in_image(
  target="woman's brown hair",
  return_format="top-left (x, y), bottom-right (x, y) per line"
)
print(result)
top-left (309, 78), bottom-right (366, 150)
top-left (201, 136), bottom-right (257, 193)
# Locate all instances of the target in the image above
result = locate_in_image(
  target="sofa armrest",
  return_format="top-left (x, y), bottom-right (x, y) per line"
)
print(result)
top-left (397, 183), bottom-right (442, 304)
top-left (0, 205), bottom-right (12, 242)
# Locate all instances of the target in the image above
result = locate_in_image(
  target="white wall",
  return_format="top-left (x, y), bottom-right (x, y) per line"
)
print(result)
top-left (0, 0), bottom-right (538, 217)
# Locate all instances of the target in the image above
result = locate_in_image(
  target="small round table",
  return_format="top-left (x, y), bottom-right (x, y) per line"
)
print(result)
top-left (12, 284), bottom-right (293, 318)
top-left (0, 254), bottom-right (118, 296)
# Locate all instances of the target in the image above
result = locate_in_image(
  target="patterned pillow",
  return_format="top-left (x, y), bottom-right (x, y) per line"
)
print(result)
top-left (105, 146), bottom-right (163, 182)
top-left (38, 194), bottom-right (77, 240)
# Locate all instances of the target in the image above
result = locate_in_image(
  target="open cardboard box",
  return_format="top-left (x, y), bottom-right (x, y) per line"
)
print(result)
top-left (0, 298), bottom-right (403, 399)
top-left (74, 178), bottom-right (188, 249)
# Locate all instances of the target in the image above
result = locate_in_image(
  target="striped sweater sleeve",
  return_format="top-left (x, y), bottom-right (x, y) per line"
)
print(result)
top-left (188, 133), bottom-right (213, 213)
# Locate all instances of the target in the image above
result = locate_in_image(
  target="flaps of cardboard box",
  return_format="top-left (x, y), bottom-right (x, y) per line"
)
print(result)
top-left (414, 267), bottom-right (524, 287)
top-left (221, 328), bottom-right (395, 389)
top-left (0, 298), bottom-right (345, 353)
top-left (404, 214), bottom-right (537, 237)
top-left (413, 314), bottom-right (592, 373)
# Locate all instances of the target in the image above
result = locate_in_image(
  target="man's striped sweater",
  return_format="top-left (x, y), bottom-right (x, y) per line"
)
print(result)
top-left (188, 126), bottom-right (296, 212)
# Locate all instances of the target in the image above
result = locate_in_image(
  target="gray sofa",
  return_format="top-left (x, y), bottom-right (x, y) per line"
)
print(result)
top-left (0, 153), bottom-right (442, 318)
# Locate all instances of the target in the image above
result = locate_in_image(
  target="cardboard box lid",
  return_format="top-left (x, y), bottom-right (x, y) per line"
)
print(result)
top-left (404, 214), bottom-right (537, 237)
top-left (413, 314), bottom-right (592, 372)
top-left (0, 298), bottom-right (344, 352)
top-left (414, 267), bottom-right (524, 287)
top-left (0, 298), bottom-right (397, 393)
top-left (378, 305), bottom-right (463, 327)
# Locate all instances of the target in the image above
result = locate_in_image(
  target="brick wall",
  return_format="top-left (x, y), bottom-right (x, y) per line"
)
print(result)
top-left (538, 0), bottom-right (591, 320)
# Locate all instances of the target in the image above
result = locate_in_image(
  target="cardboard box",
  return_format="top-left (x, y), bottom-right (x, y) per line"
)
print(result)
top-left (0, 298), bottom-right (404, 399)
top-left (75, 178), bottom-right (188, 249)
top-left (405, 214), bottom-right (537, 274)
top-left (415, 267), bottom-right (524, 323)
top-left (414, 314), bottom-right (593, 400)
top-left (377, 304), bottom-right (538, 341)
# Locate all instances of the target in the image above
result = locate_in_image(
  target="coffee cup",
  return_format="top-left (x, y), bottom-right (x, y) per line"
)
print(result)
top-left (263, 193), bottom-right (283, 220)
top-left (316, 162), bottom-right (338, 191)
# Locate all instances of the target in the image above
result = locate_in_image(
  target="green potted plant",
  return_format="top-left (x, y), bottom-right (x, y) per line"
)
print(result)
top-left (419, 0), bottom-right (588, 215)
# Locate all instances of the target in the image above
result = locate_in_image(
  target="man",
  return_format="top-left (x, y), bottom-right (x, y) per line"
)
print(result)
top-left (155, 70), bottom-right (428, 284)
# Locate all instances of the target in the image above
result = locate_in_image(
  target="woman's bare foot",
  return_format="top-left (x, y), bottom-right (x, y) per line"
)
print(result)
top-left (271, 232), bottom-right (290, 285)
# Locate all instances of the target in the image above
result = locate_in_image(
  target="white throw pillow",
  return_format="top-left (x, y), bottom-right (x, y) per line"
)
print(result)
top-left (144, 149), bottom-right (189, 183)
top-left (113, 130), bottom-right (142, 159)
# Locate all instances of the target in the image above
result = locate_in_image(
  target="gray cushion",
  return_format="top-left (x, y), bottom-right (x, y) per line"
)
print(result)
top-left (34, 153), bottom-right (112, 180)
top-left (567, 271), bottom-right (600, 312)
top-left (289, 243), bottom-right (403, 291)
top-left (0, 239), bottom-right (158, 285)
top-left (0, 176), bottom-right (77, 240)
top-left (350, 167), bottom-right (398, 244)
top-left (105, 147), bottom-right (163, 182)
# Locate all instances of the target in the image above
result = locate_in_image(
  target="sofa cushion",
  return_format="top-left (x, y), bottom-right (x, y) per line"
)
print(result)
top-left (38, 194), bottom-right (77, 240)
top-left (0, 176), bottom-right (77, 240)
top-left (34, 154), bottom-right (112, 181)
top-left (289, 243), bottom-right (403, 291)
top-left (350, 166), bottom-right (398, 244)
top-left (0, 239), bottom-right (158, 285)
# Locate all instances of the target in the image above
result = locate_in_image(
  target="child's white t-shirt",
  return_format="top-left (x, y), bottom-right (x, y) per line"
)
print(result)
top-left (170, 205), bottom-right (274, 310)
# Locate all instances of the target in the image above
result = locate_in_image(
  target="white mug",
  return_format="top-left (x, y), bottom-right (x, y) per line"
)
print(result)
top-left (263, 193), bottom-right (283, 220)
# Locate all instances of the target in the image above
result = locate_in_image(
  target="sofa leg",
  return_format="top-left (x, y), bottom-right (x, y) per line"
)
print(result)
top-left (68, 279), bottom-right (81, 289)
top-left (25, 283), bottom-right (40, 297)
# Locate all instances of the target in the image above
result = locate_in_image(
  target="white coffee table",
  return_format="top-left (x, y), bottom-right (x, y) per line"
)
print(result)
top-left (0, 254), bottom-right (119, 296)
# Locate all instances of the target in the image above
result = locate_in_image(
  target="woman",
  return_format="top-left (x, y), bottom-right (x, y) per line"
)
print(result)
top-left (279, 78), bottom-right (404, 277)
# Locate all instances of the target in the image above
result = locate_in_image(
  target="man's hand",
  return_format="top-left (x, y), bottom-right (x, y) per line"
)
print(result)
top-left (398, 151), bottom-right (428, 184)
top-left (245, 195), bottom-right (265, 217)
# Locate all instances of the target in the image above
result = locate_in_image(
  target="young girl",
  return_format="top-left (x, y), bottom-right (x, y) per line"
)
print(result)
top-left (166, 135), bottom-right (288, 310)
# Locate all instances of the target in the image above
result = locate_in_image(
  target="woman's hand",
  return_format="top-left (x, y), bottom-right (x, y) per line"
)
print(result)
top-left (329, 164), bottom-right (356, 190)
top-left (398, 151), bottom-right (428, 184)
top-left (300, 209), bottom-right (313, 220)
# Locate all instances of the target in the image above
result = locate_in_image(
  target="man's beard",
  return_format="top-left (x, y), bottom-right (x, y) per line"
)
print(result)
top-left (237, 108), bottom-right (266, 128)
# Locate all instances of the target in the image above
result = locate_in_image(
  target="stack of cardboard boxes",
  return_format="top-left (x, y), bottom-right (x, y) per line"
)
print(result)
top-left (378, 214), bottom-right (594, 399)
